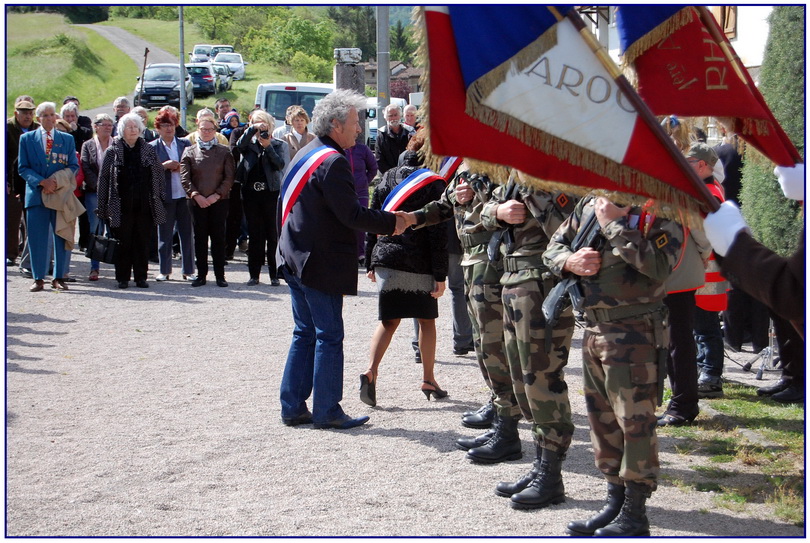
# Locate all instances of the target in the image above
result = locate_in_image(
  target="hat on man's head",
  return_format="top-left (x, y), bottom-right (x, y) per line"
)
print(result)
top-left (15, 100), bottom-right (35, 111)
top-left (686, 142), bottom-right (718, 168)
top-left (55, 118), bottom-right (72, 132)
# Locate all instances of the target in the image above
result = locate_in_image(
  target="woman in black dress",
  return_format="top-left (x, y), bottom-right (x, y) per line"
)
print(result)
top-left (359, 131), bottom-right (448, 406)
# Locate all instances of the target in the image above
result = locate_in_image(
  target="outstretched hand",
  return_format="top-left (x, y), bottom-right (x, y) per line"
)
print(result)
top-left (393, 211), bottom-right (414, 235)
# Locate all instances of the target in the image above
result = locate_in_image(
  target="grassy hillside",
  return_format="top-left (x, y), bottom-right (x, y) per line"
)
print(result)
top-left (103, 15), bottom-right (290, 118)
top-left (6, 13), bottom-right (136, 111)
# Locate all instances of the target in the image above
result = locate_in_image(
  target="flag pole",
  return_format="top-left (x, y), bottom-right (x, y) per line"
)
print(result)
top-left (695, 6), bottom-right (803, 164)
top-left (552, 7), bottom-right (720, 213)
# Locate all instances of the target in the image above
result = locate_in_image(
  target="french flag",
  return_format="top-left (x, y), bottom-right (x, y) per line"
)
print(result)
top-left (382, 168), bottom-right (444, 212)
top-left (422, 6), bottom-right (713, 214)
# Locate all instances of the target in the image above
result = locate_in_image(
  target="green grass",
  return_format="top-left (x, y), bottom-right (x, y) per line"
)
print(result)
top-left (7, 13), bottom-right (136, 111)
top-left (659, 381), bottom-right (804, 526)
top-left (103, 16), bottom-right (291, 118)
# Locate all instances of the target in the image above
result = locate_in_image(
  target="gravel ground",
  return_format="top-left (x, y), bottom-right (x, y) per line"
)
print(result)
top-left (5, 249), bottom-right (804, 538)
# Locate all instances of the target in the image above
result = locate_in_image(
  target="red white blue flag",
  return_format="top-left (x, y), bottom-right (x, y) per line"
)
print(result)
top-left (382, 168), bottom-right (444, 212)
top-left (438, 156), bottom-right (464, 181)
top-left (280, 145), bottom-right (339, 226)
top-left (615, 5), bottom-right (802, 167)
top-left (420, 6), bottom-right (714, 217)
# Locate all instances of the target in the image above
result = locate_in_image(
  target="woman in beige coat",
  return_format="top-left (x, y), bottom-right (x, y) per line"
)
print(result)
top-left (281, 105), bottom-right (315, 160)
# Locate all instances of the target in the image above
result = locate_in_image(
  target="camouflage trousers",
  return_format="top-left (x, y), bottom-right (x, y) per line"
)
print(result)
top-left (502, 278), bottom-right (575, 451)
top-left (582, 315), bottom-right (666, 491)
top-left (463, 262), bottom-right (518, 417)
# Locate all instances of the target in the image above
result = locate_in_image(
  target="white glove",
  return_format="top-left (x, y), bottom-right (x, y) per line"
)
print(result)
top-left (774, 163), bottom-right (805, 201)
top-left (703, 200), bottom-right (750, 257)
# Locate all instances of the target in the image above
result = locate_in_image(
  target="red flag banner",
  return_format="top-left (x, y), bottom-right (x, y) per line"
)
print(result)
top-left (417, 6), bottom-right (713, 221)
top-left (619, 6), bottom-right (801, 167)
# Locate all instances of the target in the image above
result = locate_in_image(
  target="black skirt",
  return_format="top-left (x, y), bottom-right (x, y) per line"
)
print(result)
top-left (375, 267), bottom-right (438, 320)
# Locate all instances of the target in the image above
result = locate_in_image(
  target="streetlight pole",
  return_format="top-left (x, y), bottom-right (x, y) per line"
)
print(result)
top-left (179, 6), bottom-right (187, 129)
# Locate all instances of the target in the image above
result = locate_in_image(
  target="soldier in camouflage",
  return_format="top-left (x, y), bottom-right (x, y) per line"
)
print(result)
top-left (479, 181), bottom-right (577, 509)
top-left (405, 166), bottom-right (519, 453)
top-left (543, 194), bottom-right (683, 537)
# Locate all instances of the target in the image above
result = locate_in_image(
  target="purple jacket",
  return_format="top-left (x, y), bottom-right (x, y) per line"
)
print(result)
top-left (345, 143), bottom-right (377, 202)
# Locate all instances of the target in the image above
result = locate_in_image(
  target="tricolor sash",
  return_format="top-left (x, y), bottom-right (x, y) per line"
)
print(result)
top-left (280, 145), bottom-right (340, 226)
top-left (438, 156), bottom-right (464, 181)
top-left (382, 168), bottom-right (444, 212)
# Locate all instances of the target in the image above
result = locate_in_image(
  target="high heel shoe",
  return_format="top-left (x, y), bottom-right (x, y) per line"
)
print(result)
top-left (421, 380), bottom-right (448, 401)
top-left (359, 374), bottom-right (377, 407)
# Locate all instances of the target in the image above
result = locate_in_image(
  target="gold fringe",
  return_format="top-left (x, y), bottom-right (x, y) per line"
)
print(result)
top-left (465, 26), bottom-right (559, 104)
top-left (621, 7), bottom-right (696, 67)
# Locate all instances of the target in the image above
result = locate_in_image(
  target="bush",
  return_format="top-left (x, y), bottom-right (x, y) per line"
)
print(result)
top-left (739, 6), bottom-right (804, 256)
top-left (290, 52), bottom-right (332, 82)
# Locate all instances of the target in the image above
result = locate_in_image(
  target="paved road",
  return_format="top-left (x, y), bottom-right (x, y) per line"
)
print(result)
top-left (75, 24), bottom-right (183, 120)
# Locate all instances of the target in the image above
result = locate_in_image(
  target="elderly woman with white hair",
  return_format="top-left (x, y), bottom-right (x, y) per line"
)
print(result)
top-left (96, 112), bottom-right (166, 289)
top-left (236, 109), bottom-right (289, 286)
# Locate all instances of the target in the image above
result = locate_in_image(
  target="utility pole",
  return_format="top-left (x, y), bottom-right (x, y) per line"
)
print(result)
top-left (179, 6), bottom-right (187, 129)
top-left (334, 48), bottom-right (366, 144)
top-left (376, 6), bottom-right (390, 122)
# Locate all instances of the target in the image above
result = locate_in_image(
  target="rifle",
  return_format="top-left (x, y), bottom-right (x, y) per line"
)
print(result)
top-left (486, 176), bottom-right (521, 262)
top-left (541, 205), bottom-right (603, 351)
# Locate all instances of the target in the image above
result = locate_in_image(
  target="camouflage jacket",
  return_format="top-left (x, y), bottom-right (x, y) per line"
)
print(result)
top-left (480, 184), bottom-right (576, 286)
top-left (414, 171), bottom-right (500, 267)
top-left (542, 196), bottom-right (683, 309)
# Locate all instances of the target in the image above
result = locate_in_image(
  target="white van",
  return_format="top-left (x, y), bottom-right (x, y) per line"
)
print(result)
top-left (254, 82), bottom-right (335, 129)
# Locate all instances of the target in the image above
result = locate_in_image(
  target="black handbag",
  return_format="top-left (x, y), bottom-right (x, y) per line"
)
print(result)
top-left (84, 221), bottom-right (119, 264)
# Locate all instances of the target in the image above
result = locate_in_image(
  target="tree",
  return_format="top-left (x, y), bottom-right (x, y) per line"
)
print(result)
top-left (390, 20), bottom-right (415, 65)
top-left (327, 6), bottom-right (376, 61)
top-left (739, 6), bottom-right (804, 256)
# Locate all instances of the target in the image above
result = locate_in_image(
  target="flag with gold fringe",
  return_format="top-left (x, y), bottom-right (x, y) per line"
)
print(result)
top-left (616, 5), bottom-right (802, 167)
top-left (417, 6), bottom-right (716, 223)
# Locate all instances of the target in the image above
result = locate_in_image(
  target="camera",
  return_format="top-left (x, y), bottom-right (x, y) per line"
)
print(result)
top-left (259, 130), bottom-right (269, 139)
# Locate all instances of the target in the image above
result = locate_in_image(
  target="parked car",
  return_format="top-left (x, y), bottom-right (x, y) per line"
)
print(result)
top-left (209, 44), bottom-right (235, 59)
top-left (185, 63), bottom-right (219, 96)
top-left (211, 62), bottom-right (233, 92)
top-left (212, 52), bottom-right (247, 80)
top-left (188, 44), bottom-right (213, 63)
top-left (134, 63), bottom-right (194, 108)
top-left (254, 82), bottom-right (334, 129)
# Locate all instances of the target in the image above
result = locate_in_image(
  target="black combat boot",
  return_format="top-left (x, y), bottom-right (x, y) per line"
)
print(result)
top-left (466, 414), bottom-right (522, 464)
top-left (456, 429), bottom-right (495, 451)
top-left (509, 447), bottom-right (566, 510)
top-left (593, 481), bottom-right (651, 537)
top-left (566, 482), bottom-right (625, 535)
top-left (462, 399), bottom-right (495, 429)
top-left (494, 442), bottom-right (543, 497)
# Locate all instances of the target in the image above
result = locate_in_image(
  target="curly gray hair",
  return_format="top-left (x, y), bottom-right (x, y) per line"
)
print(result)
top-left (117, 112), bottom-right (145, 136)
top-left (309, 89), bottom-right (366, 138)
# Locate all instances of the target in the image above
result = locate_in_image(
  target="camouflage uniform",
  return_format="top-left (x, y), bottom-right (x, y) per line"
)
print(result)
top-left (481, 185), bottom-right (577, 451)
top-left (414, 171), bottom-right (517, 417)
top-left (543, 196), bottom-right (682, 490)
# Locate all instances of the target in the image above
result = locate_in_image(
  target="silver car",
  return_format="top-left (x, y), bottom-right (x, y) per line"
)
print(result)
top-left (212, 52), bottom-right (247, 80)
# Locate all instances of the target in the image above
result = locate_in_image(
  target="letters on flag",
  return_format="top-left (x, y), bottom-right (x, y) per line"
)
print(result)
top-left (280, 145), bottom-right (339, 226)
top-left (418, 6), bottom-right (714, 221)
top-left (615, 6), bottom-right (801, 167)
top-left (382, 169), bottom-right (444, 212)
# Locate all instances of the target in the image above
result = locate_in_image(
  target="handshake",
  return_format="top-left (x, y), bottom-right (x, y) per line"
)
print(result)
top-left (392, 211), bottom-right (418, 235)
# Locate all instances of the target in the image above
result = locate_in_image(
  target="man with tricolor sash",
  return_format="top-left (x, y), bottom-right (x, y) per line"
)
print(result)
top-left (276, 90), bottom-right (408, 431)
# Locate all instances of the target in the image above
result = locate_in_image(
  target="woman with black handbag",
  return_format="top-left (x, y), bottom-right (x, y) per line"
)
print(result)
top-left (236, 110), bottom-right (289, 286)
top-left (80, 113), bottom-right (115, 281)
top-left (96, 113), bottom-right (166, 289)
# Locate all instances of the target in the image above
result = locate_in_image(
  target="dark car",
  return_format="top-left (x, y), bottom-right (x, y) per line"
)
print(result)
top-left (186, 63), bottom-right (218, 96)
top-left (134, 63), bottom-right (194, 108)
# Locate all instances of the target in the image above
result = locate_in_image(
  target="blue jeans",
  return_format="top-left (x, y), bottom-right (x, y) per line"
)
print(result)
top-left (695, 307), bottom-right (724, 382)
top-left (84, 192), bottom-right (100, 271)
top-left (448, 252), bottom-right (474, 350)
top-left (279, 269), bottom-right (347, 424)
